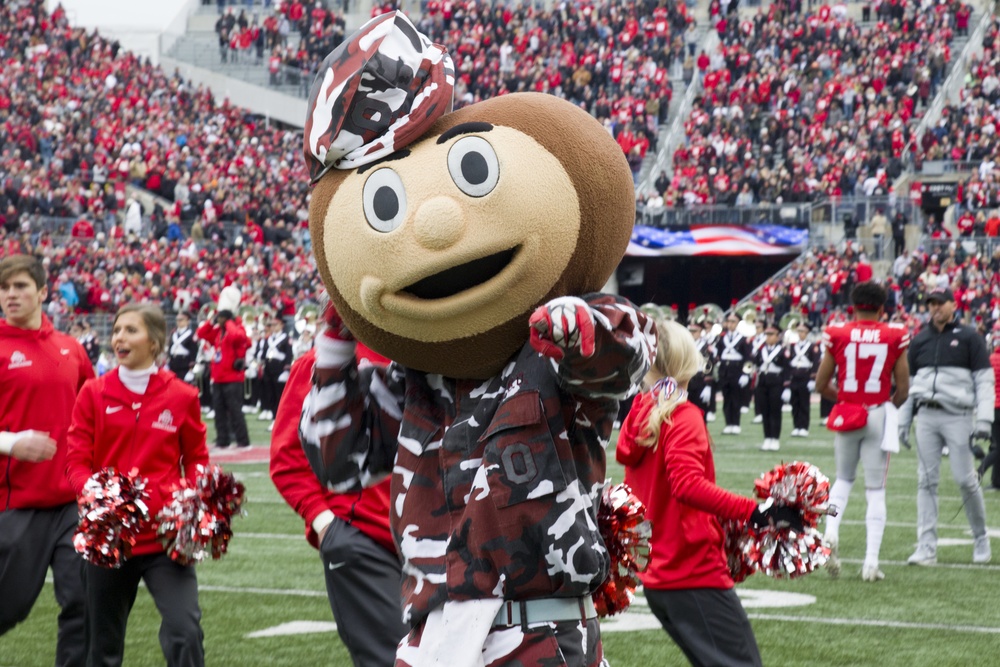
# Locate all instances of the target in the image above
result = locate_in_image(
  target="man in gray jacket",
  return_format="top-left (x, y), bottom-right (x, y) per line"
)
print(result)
top-left (899, 287), bottom-right (993, 566)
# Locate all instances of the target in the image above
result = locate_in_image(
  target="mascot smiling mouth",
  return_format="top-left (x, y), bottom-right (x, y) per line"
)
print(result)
top-left (402, 247), bottom-right (518, 300)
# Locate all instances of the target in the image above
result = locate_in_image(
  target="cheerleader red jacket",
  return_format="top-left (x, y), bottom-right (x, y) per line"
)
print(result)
top-left (0, 316), bottom-right (94, 509)
top-left (616, 393), bottom-right (756, 590)
top-left (196, 318), bottom-right (250, 384)
top-left (66, 368), bottom-right (209, 556)
top-left (270, 348), bottom-right (396, 553)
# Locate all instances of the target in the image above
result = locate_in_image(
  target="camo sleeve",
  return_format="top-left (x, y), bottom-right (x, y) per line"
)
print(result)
top-left (299, 358), bottom-right (406, 493)
top-left (543, 293), bottom-right (656, 400)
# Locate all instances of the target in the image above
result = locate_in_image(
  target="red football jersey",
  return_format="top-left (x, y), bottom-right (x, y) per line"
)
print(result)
top-left (823, 320), bottom-right (909, 405)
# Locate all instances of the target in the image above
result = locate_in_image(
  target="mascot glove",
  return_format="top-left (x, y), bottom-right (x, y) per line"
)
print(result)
top-left (322, 304), bottom-right (355, 342)
top-left (529, 296), bottom-right (596, 361)
top-left (315, 333), bottom-right (357, 369)
top-left (807, 380), bottom-right (816, 392)
top-left (700, 386), bottom-right (712, 404)
top-left (781, 388), bottom-right (792, 403)
top-left (183, 371), bottom-right (195, 383)
top-left (738, 374), bottom-right (750, 388)
top-left (316, 304), bottom-right (357, 369)
top-left (749, 498), bottom-right (804, 533)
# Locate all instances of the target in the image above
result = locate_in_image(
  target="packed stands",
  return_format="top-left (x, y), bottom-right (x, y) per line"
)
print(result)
top-left (661, 0), bottom-right (972, 207)
top-left (923, 15), bottom-right (1000, 213)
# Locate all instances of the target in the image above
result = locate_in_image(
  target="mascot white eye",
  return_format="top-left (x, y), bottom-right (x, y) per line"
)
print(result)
top-left (363, 168), bottom-right (408, 233)
top-left (447, 136), bottom-right (499, 197)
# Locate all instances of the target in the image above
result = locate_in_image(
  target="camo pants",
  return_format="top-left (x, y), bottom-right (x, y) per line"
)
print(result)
top-left (395, 617), bottom-right (607, 667)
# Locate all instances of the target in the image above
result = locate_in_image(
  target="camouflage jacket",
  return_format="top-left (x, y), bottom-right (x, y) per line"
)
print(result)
top-left (300, 294), bottom-right (654, 627)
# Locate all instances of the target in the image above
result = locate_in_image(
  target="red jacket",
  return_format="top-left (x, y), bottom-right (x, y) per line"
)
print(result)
top-left (616, 393), bottom-right (756, 590)
top-left (270, 348), bottom-right (396, 553)
top-left (66, 368), bottom-right (209, 556)
top-left (991, 350), bottom-right (1000, 409)
top-left (196, 318), bottom-right (250, 384)
top-left (0, 316), bottom-right (94, 509)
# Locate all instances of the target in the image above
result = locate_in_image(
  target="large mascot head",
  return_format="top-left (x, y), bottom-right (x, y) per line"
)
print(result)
top-left (305, 12), bottom-right (635, 378)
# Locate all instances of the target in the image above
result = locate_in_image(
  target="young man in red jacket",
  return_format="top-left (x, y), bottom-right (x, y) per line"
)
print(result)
top-left (270, 344), bottom-right (408, 666)
top-left (196, 308), bottom-right (251, 448)
top-left (0, 254), bottom-right (94, 666)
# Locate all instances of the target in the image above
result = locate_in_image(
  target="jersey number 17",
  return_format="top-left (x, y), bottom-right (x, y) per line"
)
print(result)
top-left (842, 342), bottom-right (888, 394)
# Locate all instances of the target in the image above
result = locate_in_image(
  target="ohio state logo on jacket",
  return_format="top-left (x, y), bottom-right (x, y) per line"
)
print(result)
top-left (152, 410), bottom-right (177, 433)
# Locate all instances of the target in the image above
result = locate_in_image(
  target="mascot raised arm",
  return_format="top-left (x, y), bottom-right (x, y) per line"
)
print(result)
top-left (300, 12), bottom-right (656, 666)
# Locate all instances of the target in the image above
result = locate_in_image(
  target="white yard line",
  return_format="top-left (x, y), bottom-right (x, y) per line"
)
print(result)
top-left (746, 613), bottom-right (1000, 634)
top-left (199, 584), bottom-right (327, 597)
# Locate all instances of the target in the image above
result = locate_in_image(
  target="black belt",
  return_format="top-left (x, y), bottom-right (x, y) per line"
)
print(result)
top-left (918, 400), bottom-right (946, 410)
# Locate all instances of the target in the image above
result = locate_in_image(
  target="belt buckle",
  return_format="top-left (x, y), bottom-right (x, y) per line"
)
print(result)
top-left (497, 600), bottom-right (527, 629)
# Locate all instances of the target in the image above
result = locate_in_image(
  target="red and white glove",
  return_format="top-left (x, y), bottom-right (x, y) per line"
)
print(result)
top-left (529, 296), bottom-right (596, 361)
top-left (322, 303), bottom-right (354, 342)
top-left (316, 304), bottom-right (356, 369)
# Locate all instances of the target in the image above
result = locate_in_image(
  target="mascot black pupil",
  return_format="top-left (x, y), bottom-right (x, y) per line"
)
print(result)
top-left (461, 152), bottom-right (488, 185)
top-left (373, 187), bottom-right (399, 220)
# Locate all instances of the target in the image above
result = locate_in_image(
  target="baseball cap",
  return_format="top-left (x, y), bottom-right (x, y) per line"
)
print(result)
top-left (925, 287), bottom-right (954, 304)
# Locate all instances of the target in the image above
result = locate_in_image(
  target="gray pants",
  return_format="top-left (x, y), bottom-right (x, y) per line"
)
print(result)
top-left (320, 519), bottom-right (407, 667)
top-left (915, 407), bottom-right (988, 551)
top-left (644, 587), bottom-right (762, 667)
top-left (0, 503), bottom-right (87, 667)
top-left (834, 403), bottom-right (889, 489)
top-left (84, 553), bottom-right (204, 667)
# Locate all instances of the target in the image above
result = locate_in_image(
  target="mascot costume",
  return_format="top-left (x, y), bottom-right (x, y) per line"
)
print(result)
top-left (299, 13), bottom-right (656, 666)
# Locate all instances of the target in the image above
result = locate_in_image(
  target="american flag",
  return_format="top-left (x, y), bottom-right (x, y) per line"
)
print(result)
top-left (627, 224), bottom-right (808, 257)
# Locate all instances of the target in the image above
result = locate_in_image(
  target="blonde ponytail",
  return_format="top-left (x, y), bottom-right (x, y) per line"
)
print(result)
top-left (636, 319), bottom-right (702, 449)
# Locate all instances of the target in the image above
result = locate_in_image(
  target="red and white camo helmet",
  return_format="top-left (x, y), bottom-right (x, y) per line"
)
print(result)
top-left (303, 11), bottom-right (455, 183)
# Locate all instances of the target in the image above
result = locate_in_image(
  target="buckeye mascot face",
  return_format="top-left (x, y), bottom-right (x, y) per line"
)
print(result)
top-left (305, 12), bottom-right (635, 379)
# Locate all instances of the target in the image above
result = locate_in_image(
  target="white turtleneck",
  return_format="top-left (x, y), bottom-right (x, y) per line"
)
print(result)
top-left (119, 364), bottom-right (157, 395)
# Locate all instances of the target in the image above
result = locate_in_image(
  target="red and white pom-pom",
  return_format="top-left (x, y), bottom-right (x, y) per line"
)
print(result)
top-left (156, 464), bottom-right (246, 565)
top-left (725, 461), bottom-right (833, 581)
top-left (593, 482), bottom-right (652, 617)
top-left (722, 518), bottom-right (757, 584)
top-left (74, 467), bottom-right (150, 569)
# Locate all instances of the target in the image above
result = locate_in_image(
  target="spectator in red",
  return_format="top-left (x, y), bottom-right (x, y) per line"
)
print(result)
top-left (196, 302), bottom-right (251, 450)
top-left (70, 218), bottom-right (94, 240)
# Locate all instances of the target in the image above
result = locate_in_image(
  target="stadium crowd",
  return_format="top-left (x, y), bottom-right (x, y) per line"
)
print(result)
top-left (735, 234), bottom-right (1000, 343)
top-left (660, 0), bottom-right (971, 207)
top-left (0, 0), bottom-right (315, 253)
top-left (4, 0), bottom-right (996, 332)
top-left (212, 1), bottom-right (348, 86)
top-left (923, 15), bottom-right (1000, 215)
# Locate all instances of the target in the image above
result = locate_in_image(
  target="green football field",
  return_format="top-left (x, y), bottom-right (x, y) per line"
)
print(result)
top-left (3, 404), bottom-right (999, 667)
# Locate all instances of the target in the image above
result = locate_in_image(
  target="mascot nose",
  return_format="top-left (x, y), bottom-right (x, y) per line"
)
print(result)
top-left (413, 197), bottom-right (465, 250)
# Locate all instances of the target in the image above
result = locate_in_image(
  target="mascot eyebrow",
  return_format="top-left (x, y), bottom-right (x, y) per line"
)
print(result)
top-left (436, 121), bottom-right (494, 144)
top-left (357, 148), bottom-right (412, 175)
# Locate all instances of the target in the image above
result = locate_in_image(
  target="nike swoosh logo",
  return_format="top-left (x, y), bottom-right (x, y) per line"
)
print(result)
top-left (328, 561), bottom-right (346, 571)
top-left (132, 402), bottom-right (142, 410)
top-left (106, 406), bottom-right (123, 414)
top-left (60, 349), bottom-right (70, 355)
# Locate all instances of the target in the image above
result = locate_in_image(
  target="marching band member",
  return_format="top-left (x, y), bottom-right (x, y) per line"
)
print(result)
top-left (686, 318), bottom-right (715, 420)
top-left (715, 312), bottom-right (752, 435)
top-left (788, 321), bottom-right (821, 437)
top-left (754, 322), bottom-right (790, 451)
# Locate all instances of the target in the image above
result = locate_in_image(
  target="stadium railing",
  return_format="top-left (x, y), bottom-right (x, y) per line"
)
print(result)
top-left (641, 202), bottom-right (812, 229)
